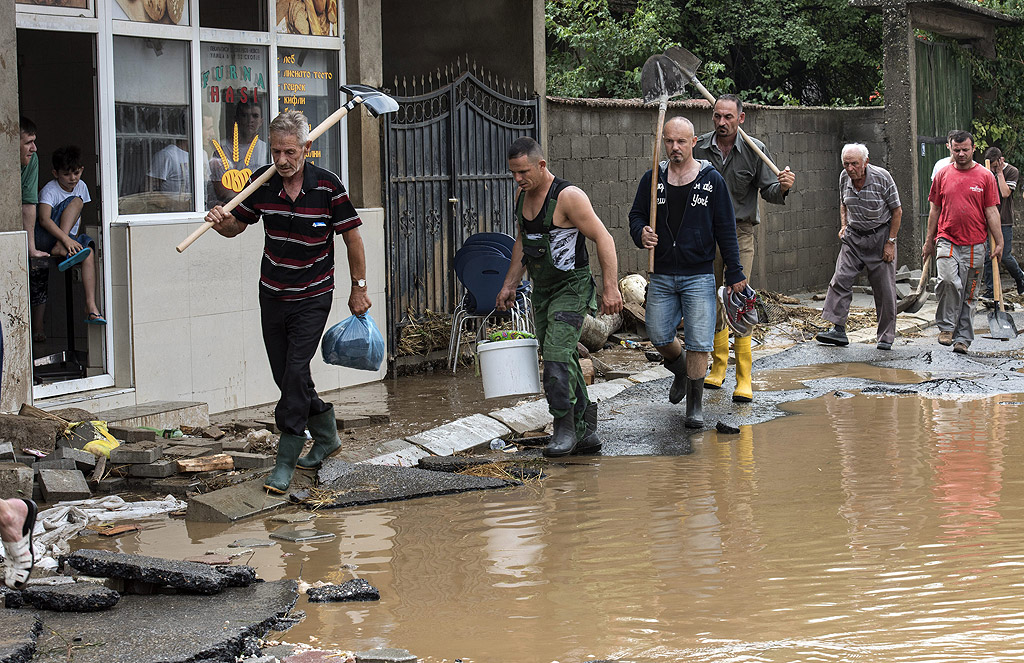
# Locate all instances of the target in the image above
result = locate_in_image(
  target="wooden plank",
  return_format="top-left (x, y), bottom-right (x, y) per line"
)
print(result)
top-left (99, 524), bottom-right (140, 538)
top-left (176, 453), bottom-right (234, 473)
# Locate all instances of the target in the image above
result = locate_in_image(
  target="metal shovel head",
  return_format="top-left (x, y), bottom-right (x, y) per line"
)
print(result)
top-left (663, 46), bottom-right (703, 81)
top-left (988, 306), bottom-right (1018, 340)
top-left (641, 54), bottom-right (688, 104)
top-left (340, 83), bottom-right (399, 117)
top-left (896, 255), bottom-right (932, 314)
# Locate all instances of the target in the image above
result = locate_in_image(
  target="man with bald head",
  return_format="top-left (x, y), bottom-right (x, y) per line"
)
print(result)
top-left (816, 143), bottom-right (902, 350)
top-left (629, 116), bottom-right (747, 428)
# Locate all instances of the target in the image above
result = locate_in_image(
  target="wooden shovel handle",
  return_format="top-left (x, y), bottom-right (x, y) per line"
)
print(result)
top-left (648, 102), bottom-right (667, 274)
top-left (689, 77), bottom-right (781, 176)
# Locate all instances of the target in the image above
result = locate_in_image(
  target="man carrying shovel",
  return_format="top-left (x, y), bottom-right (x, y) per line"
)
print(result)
top-left (205, 110), bottom-right (371, 494)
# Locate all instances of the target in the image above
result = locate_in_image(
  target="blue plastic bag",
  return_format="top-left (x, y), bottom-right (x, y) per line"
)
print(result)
top-left (321, 313), bottom-right (385, 371)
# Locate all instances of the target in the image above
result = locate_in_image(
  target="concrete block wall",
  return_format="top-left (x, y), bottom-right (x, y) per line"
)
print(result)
top-left (546, 97), bottom-right (887, 294)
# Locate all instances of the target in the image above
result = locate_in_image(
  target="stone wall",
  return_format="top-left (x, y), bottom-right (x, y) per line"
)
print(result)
top-left (545, 97), bottom-right (887, 294)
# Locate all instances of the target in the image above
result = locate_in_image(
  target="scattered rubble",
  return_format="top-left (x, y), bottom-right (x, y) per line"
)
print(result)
top-left (21, 582), bottom-right (120, 612)
top-left (306, 578), bottom-right (380, 603)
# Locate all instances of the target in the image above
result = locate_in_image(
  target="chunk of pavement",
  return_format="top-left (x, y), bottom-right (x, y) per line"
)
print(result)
top-left (0, 462), bottom-right (33, 500)
top-left (405, 413), bottom-right (511, 455)
top-left (418, 455), bottom-right (510, 473)
top-left (0, 611), bottom-right (39, 661)
top-left (229, 538), bottom-right (277, 548)
top-left (39, 469), bottom-right (92, 501)
top-left (32, 458), bottom-right (77, 472)
top-left (0, 413), bottom-right (60, 455)
top-left (226, 451), bottom-right (274, 469)
top-left (184, 555), bottom-right (232, 566)
top-left (269, 529), bottom-right (335, 543)
top-left (44, 446), bottom-right (97, 471)
top-left (109, 442), bottom-right (163, 464)
top-left (221, 437), bottom-right (253, 452)
top-left (65, 549), bottom-right (229, 595)
top-left (306, 578), bottom-right (380, 603)
top-left (162, 444), bottom-right (213, 458)
top-left (716, 421), bottom-right (741, 435)
top-left (0, 442), bottom-right (14, 460)
top-left (128, 459), bottom-right (179, 478)
top-left (355, 648), bottom-right (418, 663)
top-left (94, 476), bottom-right (128, 494)
top-left (107, 425), bottom-right (158, 443)
top-left (215, 564), bottom-right (260, 588)
top-left (0, 584), bottom-right (25, 609)
top-left (173, 439), bottom-right (224, 453)
top-left (488, 399), bottom-right (551, 435)
top-left (314, 459), bottom-right (513, 510)
top-left (270, 512), bottom-right (315, 524)
top-left (22, 582), bottom-right (120, 612)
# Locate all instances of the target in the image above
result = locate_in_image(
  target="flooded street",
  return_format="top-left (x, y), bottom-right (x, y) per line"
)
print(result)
top-left (74, 381), bottom-right (1024, 662)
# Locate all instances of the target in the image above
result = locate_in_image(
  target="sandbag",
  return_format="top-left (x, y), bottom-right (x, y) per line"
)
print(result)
top-left (580, 312), bottom-right (622, 352)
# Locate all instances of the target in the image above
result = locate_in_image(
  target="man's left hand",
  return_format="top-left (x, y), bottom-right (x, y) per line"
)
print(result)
top-left (778, 167), bottom-right (795, 193)
top-left (882, 241), bottom-right (896, 263)
top-left (729, 279), bottom-right (748, 294)
top-left (349, 288), bottom-right (371, 316)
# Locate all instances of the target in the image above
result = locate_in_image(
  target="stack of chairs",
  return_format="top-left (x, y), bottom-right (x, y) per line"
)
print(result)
top-left (447, 233), bottom-right (533, 371)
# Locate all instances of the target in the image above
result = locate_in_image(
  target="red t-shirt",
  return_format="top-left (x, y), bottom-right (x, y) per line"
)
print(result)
top-left (929, 162), bottom-right (1000, 246)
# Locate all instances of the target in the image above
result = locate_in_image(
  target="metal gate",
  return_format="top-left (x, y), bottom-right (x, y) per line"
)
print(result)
top-left (915, 39), bottom-right (972, 243)
top-left (382, 64), bottom-right (540, 357)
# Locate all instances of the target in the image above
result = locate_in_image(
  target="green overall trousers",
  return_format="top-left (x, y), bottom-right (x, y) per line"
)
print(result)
top-left (517, 179), bottom-right (597, 441)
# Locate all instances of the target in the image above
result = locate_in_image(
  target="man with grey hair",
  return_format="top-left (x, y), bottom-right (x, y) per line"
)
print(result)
top-left (205, 110), bottom-right (371, 494)
top-left (816, 143), bottom-right (902, 350)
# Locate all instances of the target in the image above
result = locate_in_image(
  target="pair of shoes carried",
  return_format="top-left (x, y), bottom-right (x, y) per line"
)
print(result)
top-left (876, 341), bottom-right (892, 351)
top-left (85, 312), bottom-right (107, 325)
top-left (953, 342), bottom-right (969, 354)
top-left (938, 331), bottom-right (954, 346)
top-left (58, 247), bottom-right (90, 272)
top-left (815, 325), bottom-right (849, 346)
top-left (3, 499), bottom-right (38, 590)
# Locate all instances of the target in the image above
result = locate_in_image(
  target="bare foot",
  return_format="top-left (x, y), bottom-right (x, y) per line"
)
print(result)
top-left (29, 250), bottom-right (49, 259)
top-left (0, 498), bottom-right (28, 542)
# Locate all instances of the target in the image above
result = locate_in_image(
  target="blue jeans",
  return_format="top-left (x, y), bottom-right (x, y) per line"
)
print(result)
top-left (35, 196), bottom-right (94, 254)
top-left (646, 273), bottom-right (717, 351)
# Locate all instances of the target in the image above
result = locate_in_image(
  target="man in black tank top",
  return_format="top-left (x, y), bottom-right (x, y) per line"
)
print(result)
top-left (498, 137), bottom-right (623, 457)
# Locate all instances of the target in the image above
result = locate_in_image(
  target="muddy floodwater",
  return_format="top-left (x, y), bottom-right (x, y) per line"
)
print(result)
top-left (76, 385), bottom-right (1024, 662)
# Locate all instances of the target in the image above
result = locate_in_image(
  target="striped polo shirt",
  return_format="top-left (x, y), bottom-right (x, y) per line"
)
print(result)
top-left (840, 163), bottom-right (901, 232)
top-left (232, 162), bottom-right (362, 300)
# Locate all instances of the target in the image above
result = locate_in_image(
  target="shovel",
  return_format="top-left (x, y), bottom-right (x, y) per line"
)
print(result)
top-left (640, 54), bottom-right (689, 273)
top-left (896, 254), bottom-right (932, 314)
top-left (989, 238), bottom-right (1018, 340)
top-left (663, 46), bottom-right (781, 176)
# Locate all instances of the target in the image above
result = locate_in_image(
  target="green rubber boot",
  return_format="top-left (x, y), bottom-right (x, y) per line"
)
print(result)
top-left (264, 433), bottom-right (306, 494)
top-left (296, 406), bottom-right (342, 470)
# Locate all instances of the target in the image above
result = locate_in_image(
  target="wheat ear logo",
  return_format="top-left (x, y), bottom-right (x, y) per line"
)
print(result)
top-left (211, 122), bottom-right (259, 192)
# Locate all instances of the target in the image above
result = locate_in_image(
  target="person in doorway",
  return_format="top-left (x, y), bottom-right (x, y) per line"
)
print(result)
top-left (692, 94), bottom-right (795, 403)
top-left (36, 145), bottom-right (106, 326)
top-left (205, 110), bottom-right (370, 494)
top-left (0, 497), bottom-right (37, 590)
top-left (496, 137), bottom-right (622, 457)
top-left (923, 130), bottom-right (1001, 354)
top-left (980, 147), bottom-right (1024, 298)
top-left (21, 117), bottom-right (50, 344)
top-left (816, 143), bottom-right (902, 350)
top-left (628, 116), bottom-right (747, 428)
top-left (148, 138), bottom-right (192, 195)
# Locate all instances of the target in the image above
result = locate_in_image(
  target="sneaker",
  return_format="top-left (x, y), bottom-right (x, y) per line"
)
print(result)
top-left (877, 341), bottom-right (892, 351)
top-left (938, 331), bottom-right (954, 346)
top-left (815, 325), bottom-right (849, 346)
top-left (953, 342), bottom-right (969, 354)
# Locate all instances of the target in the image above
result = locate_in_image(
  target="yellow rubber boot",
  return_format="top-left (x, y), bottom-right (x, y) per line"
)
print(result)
top-left (732, 335), bottom-right (753, 403)
top-left (704, 328), bottom-right (730, 389)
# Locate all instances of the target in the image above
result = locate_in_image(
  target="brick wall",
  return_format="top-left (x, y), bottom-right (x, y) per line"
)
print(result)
top-left (545, 97), bottom-right (887, 294)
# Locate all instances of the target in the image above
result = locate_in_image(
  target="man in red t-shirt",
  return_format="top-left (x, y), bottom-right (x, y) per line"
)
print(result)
top-left (923, 130), bottom-right (1002, 353)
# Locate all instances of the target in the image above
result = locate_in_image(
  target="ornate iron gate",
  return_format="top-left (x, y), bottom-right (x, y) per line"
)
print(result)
top-left (382, 64), bottom-right (540, 357)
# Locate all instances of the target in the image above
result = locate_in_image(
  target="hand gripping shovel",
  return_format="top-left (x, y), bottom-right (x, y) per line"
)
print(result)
top-left (176, 84), bottom-right (399, 253)
top-left (641, 54), bottom-right (689, 273)
top-left (663, 46), bottom-right (781, 176)
top-left (989, 238), bottom-right (1018, 340)
top-left (896, 254), bottom-right (932, 314)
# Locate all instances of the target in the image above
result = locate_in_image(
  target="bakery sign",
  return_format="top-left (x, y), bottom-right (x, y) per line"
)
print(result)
top-left (201, 46), bottom-right (266, 105)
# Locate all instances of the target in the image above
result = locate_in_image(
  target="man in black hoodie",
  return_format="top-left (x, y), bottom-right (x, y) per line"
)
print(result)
top-left (629, 116), bottom-right (747, 427)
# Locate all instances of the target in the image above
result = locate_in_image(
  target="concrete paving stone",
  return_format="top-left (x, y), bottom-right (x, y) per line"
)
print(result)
top-left (94, 477), bottom-right (128, 494)
top-left (306, 578), bottom-right (379, 602)
top-left (129, 459), bottom-right (179, 478)
top-left (39, 469), bottom-right (91, 502)
top-left (22, 583), bottom-right (120, 612)
top-left (172, 439), bottom-right (224, 453)
top-left (233, 421), bottom-right (267, 433)
top-left (256, 419), bottom-right (280, 433)
top-left (162, 445), bottom-right (214, 458)
top-left (222, 438), bottom-right (253, 452)
top-left (65, 549), bottom-right (230, 595)
top-left (0, 611), bottom-right (40, 662)
top-left (0, 462), bottom-right (33, 500)
top-left (227, 452), bottom-right (275, 469)
top-left (339, 416), bottom-right (372, 430)
top-left (92, 400), bottom-right (210, 429)
top-left (628, 365), bottom-right (673, 383)
top-left (23, 579), bottom-right (297, 663)
top-left (0, 414), bottom-right (60, 455)
top-left (109, 442), bottom-right (163, 464)
top-left (315, 460), bottom-right (512, 510)
top-left (185, 471), bottom-right (314, 522)
top-left (229, 538), bottom-right (277, 548)
top-left (270, 512), bottom-right (315, 523)
top-left (32, 458), bottom-right (77, 472)
top-left (44, 446), bottom-right (97, 471)
top-left (151, 476), bottom-right (203, 497)
top-left (0, 442), bottom-right (15, 460)
top-left (269, 528), bottom-right (335, 543)
top-left (405, 413), bottom-right (511, 455)
top-left (587, 381), bottom-right (629, 402)
top-left (106, 426), bottom-right (158, 443)
top-left (354, 648), bottom-right (417, 663)
top-left (488, 399), bottom-right (551, 434)
top-left (337, 438), bottom-right (430, 467)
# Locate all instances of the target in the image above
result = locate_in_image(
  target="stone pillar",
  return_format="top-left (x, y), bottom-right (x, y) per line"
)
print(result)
top-left (881, 2), bottom-right (919, 267)
top-left (532, 0), bottom-right (547, 147)
top-left (344, 0), bottom-right (383, 209)
top-left (1, 0), bottom-right (19, 235)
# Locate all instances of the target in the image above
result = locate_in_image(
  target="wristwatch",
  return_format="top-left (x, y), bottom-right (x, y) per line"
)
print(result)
top-left (886, 237), bottom-right (897, 244)
top-left (352, 278), bottom-right (366, 288)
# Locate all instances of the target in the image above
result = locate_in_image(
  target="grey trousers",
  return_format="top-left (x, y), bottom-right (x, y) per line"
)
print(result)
top-left (822, 225), bottom-right (897, 344)
top-left (935, 238), bottom-right (985, 346)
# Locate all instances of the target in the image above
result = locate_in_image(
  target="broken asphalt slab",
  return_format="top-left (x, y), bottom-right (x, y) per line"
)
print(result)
top-left (2, 579), bottom-right (297, 663)
top-left (64, 549), bottom-right (253, 594)
top-left (21, 583), bottom-right (120, 612)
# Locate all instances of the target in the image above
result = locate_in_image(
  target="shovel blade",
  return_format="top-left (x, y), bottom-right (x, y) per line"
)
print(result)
top-left (664, 46), bottom-right (703, 80)
top-left (897, 290), bottom-right (929, 314)
top-left (988, 308), bottom-right (1018, 340)
top-left (641, 54), bottom-right (688, 104)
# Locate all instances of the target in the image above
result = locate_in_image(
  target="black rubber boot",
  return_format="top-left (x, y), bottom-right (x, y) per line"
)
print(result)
top-left (684, 376), bottom-right (704, 428)
top-left (543, 413), bottom-right (578, 458)
top-left (664, 353), bottom-right (687, 404)
top-left (574, 402), bottom-right (601, 454)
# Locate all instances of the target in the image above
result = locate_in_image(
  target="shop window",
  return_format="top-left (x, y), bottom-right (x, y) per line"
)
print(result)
top-left (201, 43), bottom-right (270, 208)
top-left (16, 0), bottom-right (92, 17)
top-left (200, 0), bottom-right (267, 32)
top-left (277, 0), bottom-right (338, 36)
top-left (113, 0), bottom-right (189, 26)
top-left (113, 37), bottom-right (193, 215)
top-left (277, 48), bottom-right (341, 175)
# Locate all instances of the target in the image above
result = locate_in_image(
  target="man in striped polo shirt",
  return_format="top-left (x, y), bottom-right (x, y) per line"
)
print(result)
top-left (205, 110), bottom-right (370, 494)
top-left (816, 143), bottom-right (902, 350)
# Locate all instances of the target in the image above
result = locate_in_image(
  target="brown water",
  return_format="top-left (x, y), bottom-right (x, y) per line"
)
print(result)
top-left (80, 390), bottom-right (1024, 662)
top-left (752, 362), bottom-right (927, 391)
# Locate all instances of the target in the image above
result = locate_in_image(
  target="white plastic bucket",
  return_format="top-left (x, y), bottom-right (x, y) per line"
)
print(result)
top-left (476, 338), bottom-right (541, 399)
